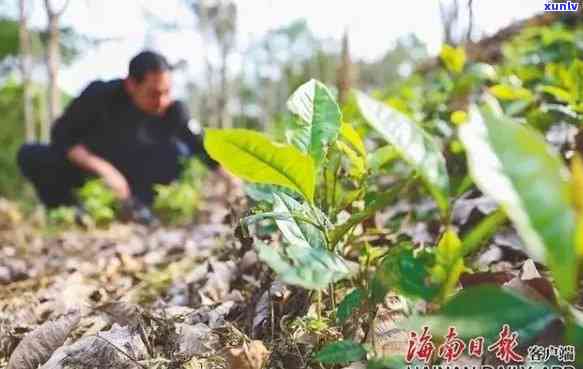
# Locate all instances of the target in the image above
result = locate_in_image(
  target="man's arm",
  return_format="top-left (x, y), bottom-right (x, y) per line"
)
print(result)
top-left (52, 81), bottom-right (131, 199)
top-left (67, 145), bottom-right (130, 200)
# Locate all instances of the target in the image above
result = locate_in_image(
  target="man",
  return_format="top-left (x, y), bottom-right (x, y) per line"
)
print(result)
top-left (18, 51), bottom-right (220, 223)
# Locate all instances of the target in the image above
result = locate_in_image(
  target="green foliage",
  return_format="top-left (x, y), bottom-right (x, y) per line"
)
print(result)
top-left (460, 105), bottom-right (578, 300)
top-left (77, 179), bottom-right (116, 226)
top-left (314, 340), bottom-right (367, 364)
top-left (0, 18), bottom-right (18, 60)
top-left (440, 44), bottom-right (466, 74)
top-left (336, 288), bottom-right (365, 324)
top-left (153, 158), bottom-right (206, 225)
top-left (47, 206), bottom-right (76, 227)
top-left (204, 128), bottom-right (316, 203)
top-left (255, 240), bottom-right (354, 290)
top-left (355, 91), bottom-right (450, 214)
top-left (403, 285), bottom-right (557, 344)
top-left (286, 79), bottom-right (342, 168)
top-left (371, 244), bottom-right (438, 303)
top-left (430, 228), bottom-right (466, 302)
top-left (208, 20), bottom-right (583, 365)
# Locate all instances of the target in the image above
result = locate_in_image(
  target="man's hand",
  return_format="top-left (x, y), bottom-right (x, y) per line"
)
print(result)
top-left (100, 166), bottom-right (131, 200)
top-left (67, 144), bottom-right (131, 200)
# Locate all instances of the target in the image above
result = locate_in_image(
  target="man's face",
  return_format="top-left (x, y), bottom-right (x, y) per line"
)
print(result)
top-left (127, 70), bottom-right (172, 116)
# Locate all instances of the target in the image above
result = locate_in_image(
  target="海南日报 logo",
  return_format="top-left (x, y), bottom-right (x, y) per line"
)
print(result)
top-left (545, 1), bottom-right (580, 12)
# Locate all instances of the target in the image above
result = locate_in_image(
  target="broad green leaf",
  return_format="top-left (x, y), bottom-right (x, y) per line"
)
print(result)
top-left (337, 288), bottom-right (365, 324)
top-left (255, 241), bottom-right (354, 290)
top-left (489, 84), bottom-right (533, 101)
top-left (440, 44), bottom-right (466, 74)
top-left (367, 145), bottom-right (399, 172)
top-left (273, 192), bottom-right (326, 248)
top-left (371, 245), bottom-right (438, 303)
top-left (340, 122), bottom-right (366, 157)
top-left (314, 340), bottom-right (367, 364)
top-left (431, 228), bottom-right (466, 302)
top-left (540, 85), bottom-right (573, 104)
top-left (403, 286), bottom-right (557, 344)
top-left (204, 129), bottom-right (316, 203)
top-left (286, 79), bottom-right (342, 167)
top-left (356, 92), bottom-right (450, 213)
top-left (459, 106), bottom-right (578, 300)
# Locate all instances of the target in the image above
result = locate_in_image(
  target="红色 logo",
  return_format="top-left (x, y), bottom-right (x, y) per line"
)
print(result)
top-left (544, 1), bottom-right (580, 12)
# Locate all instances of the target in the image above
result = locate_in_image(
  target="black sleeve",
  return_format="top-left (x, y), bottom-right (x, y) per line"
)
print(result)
top-left (167, 101), bottom-right (219, 170)
top-left (50, 80), bottom-right (105, 156)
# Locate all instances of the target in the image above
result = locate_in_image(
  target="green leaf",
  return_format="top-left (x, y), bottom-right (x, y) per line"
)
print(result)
top-left (440, 44), bottom-right (466, 74)
top-left (272, 192), bottom-right (327, 248)
top-left (403, 286), bottom-right (557, 344)
top-left (244, 183), bottom-right (296, 204)
top-left (335, 141), bottom-right (366, 180)
top-left (340, 122), bottom-right (366, 157)
top-left (255, 241), bottom-right (354, 290)
top-left (204, 129), bottom-right (316, 203)
top-left (286, 79), bottom-right (342, 167)
top-left (462, 209), bottom-right (507, 256)
top-left (459, 106), bottom-right (578, 300)
top-left (368, 145), bottom-right (399, 172)
top-left (540, 85), bottom-right (573, 104)
top-left (431, 228), bottom-right (466, 302)
top-left (371, 245), bottom-right (438, 303)
top-left (337, 288), bottom-right (365, 324)
top-left (356, 91), bottom-right (450, 213)
top-left (314, 340), bottom-right (366, 364)
top-left (489, 84), bottom-right (533, 101)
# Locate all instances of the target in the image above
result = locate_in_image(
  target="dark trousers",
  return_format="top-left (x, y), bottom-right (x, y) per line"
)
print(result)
top-left (17, 144), bottom-right (89, 208)
top-left (17, 143), bottom-right (189, 208)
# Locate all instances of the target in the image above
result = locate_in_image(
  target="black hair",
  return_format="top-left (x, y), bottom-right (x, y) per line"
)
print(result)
top-left (128, 51), bottom-right (171, 83)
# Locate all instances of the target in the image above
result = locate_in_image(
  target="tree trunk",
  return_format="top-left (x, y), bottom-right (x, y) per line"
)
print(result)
top-left (46, 12), bottom-right (60, 125)
top-left (43, 0), bottom-right (70, 141)
top-left (467, 0), bottom-right (474, 43)
top-left (19, 0), bottom-right (35, 142)
top-left (218, 46), bottom-right (230, 128)
top-left (336, 29), bottom-right (352, 106)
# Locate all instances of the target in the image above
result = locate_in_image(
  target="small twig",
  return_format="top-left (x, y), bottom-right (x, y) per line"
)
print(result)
top-left (95, 334), bottom-right (148, 369)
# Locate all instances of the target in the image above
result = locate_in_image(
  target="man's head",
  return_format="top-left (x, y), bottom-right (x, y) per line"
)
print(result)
top-left (125, 51), bottom-right (173, 116)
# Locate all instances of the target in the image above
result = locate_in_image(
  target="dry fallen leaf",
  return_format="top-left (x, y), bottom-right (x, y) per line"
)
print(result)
top-left (7, 310), bottom-right (81, 369)
top-left (175, 323), bottom-right (218, 360)
top-left (96, 301), bottom-right (142, 329)
top-left (226, 340), bottom-right (269, 369)
top-left (39, 324), bottom-right (148, 369)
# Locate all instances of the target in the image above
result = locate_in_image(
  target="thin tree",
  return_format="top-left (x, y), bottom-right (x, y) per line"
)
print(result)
top-left (336, 29), bottom-right (353, 106)
top-left (43, 0), bottom-right (71, 141)
top-left (19, 0), bottom-right (35, 142)
top-left (439, 0), bottom-right (460, 45)
top-left (467, 0), bottom-right (474, 43)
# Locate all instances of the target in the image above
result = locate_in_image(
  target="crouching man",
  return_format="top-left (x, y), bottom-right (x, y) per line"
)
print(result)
top-left (18, 51), bottom-right (223, 224)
